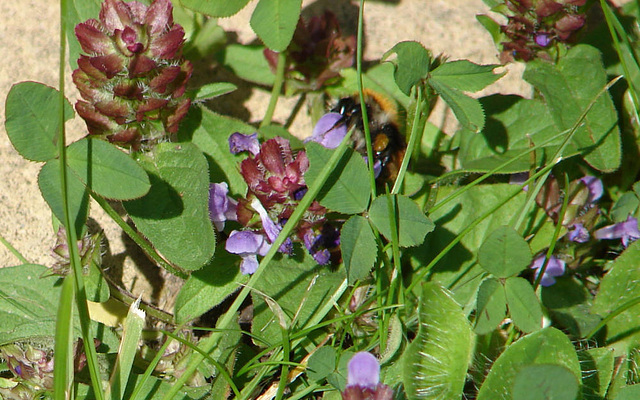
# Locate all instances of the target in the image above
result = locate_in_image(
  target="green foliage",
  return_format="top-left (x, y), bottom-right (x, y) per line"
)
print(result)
top-left (218, 44), bottom-right (276, 86)
top-left (523, 45), bottom-right (621, 172)
top-left (474, 278), bottom-right (507, 335)
top-left (477, 328), bottom-right (581, 400)
top-left (512, 364), bottom-right (579, 400)
top-left (478, 226), bottom-right (532, 278)
top-left (402, 283), bottom-right (474, 400)
top-left (592, 240), bottom-right (640, 350)
top-left (179, 0), bottom-right (250, 17)
top-left (504, 277), bottom-right (543, 333)
top-left (383, 41), bottom-right (431, 95)
top-left (369, 194), bottom-right (434, 247)
top-left (250, 0), bottom-right (302, 52)
top-left (38, 159), bottom-right (89, 234)
top-left (4, 82), bottom-right (74, 161)
top-left (305, 143), bottom-right (371, 214)
top-left (124, 143), bottom-right (215, 271)
top-left (174, 249), bottom-right (249, 324)
top-left (251, 251), bottom-right (346, 346)
top-left (340, 215), bottom-right (378, 284)
top-left (66, 138), bottom-right (151, 200)
top-left (430, 60), bottom-right (503, 92)
top-left (579, 347), bottom-right (614, 400)
top-left (429, 79), bottom-right (486, 133)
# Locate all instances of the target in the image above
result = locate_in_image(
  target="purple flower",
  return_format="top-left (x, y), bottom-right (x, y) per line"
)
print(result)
top-left (534, 32), bottom-right (552, 47)
top-left (306, 112), bottom-right (347, 149)
top-left (303, 224), bottom-right (340, 265)
top-left (225, 230), bottom-right (270, 274)
top-left (342, 352), bottom-right (393, 400)
top-left (595, 216), bottom-right (640, 248)
top-left (530, 254), bottom-right (565, 287)
top-left (250, 198), bottom-right (293, 254)
top-left (580, 176), bottom-right (603, 204)
top-left (209, 183), bottom-right (238, 231)
top-left (568, 223), bottom-right (589, 243)
top-left (229, 132), bottom-right (260, 156)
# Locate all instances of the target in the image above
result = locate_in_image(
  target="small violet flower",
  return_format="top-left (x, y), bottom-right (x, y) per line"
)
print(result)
top-left (534, 32), bottom-right (552, 47)
top-left (595, 216), bottom-right (640, 248)
top-left (303, 224), bottom-right (340, 265)
top-left (580, 176), bottom-right (603, 205)
top-left (229, 132), bottom-right (260, 156)
top-left (209, 183), bottom-right (237, 231)
top-left (250, 198), bottom-right (293, 254)
top-left (530, 254), bottom-right (565, 287)
top-left (306, 112), bottom-right (347, 149)
top-left (342, 352), bottom-right (393, 400)
top-left (225, 230), bottom-right (270, 274)
top-left (568, 223), bottom-right (589, 243)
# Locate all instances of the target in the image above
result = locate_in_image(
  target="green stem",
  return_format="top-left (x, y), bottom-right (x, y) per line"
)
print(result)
top-left (261, 51), bottom-right (287, 128)
top-left (90, 192), bottom-right (188, 279)
top-left (58, 1), bottom-right (104, 398)
top-left (357, 0), bottom-right (377, 199)
top-left (392, 87), bottom-right (423, 194)
top-left (161, 131), bottom-right (354, 400)
top-left (0, 233), bottom-right (28, 264)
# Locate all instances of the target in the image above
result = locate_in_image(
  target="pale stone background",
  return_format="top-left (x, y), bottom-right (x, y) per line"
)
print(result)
top-left (0, 0), bottom-right (564, 306)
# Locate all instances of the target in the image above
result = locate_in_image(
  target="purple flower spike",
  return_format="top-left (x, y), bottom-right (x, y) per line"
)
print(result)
top-left (306, 113), bottom-right (347, 149)
top-left (229, 132), bottom-right (260, 155)
top-left (534, 32), bottom-right (552, 47)
top-left (580, 176), bottom-right (603, 204)
top-left (342, 352), bottom-right (394, 400)
top-left (530, 254), bottom-right (565, 287)
top-left (225, 230), bottom-right (270, 274)
top-left (568, 223), bottom-right (589, 243)
top-left (595, 216), bottom-right (640, 247)
top-left (209, 183), bottom-right (238, 230)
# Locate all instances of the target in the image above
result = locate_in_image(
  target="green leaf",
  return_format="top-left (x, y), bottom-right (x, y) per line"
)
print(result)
top-left (53, 274), bottom-right (74, 399)
top-left (383, 41), bottom-right (431, 95)
top-left (402, 283), bottom-right (474, 400)
top-left (614, 385), bottom-right (640, 400)
top-left (474, 278), bottom-right (507, 335)
top-left (307, 347), bottom-right (337, 382)
top-left (0, 265), bottom-right (64, 345)
top-left (5, 82), bottom-right (73, 161)
top-left (504, 277), bottom-right (543, 333)
top-left (476, 15), bottom-right (504, 46)
top-left (63, 0), bottom-right (101, 69)
top-left (250, 0), bottom-right (302, 52)
top-left (305, 143), bottom-right (371, 214)
top-left (477, 327), bottom-right (581, 400)
top-left (178, 106), bottom-right (248, 196)
top-left (579, 347), bottom-right (614, 400)
top-left (38, 159), bottom-right (89, 234)
top-left (478, 226), bottom-right (532, 278)
top-left (457, 95), bottom-right (562, 173)
top-left (512, 364), bottom-right (579, 400)
top-left (123, 143), bottom-right (215, 271)
top-left (190, 82), bottom-right (237, 102)
top-left (251, 251), bottom-right (346, 346)
top-left (218, 44), bottom-right (275, 86)
top-left (523, 44), bottom-right (621, 172)
top-left (541, 278), bottom-right (601, 338)
top-left (369, 194), bottom-right (434, 247)
top-left (180, 0), bottom-right (250, 17)
top-left (592, 240), bottom-right (640, 350)
top-left (174, 249), bottom-right (249, 324)
top-left (66, 138), bottom-right (150, 200)
top-left (430, 60), bottom-right (503, 92)
top-left (430, 79), bottom-right (485, 133)
top-left (340, 215), bottom-right (378, 284)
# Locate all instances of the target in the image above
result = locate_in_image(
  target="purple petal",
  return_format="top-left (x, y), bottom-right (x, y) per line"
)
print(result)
top-left (303, 231), bottom-right (331, 265)
top-left (347, 352), bottom-right (380, 389)
top-left (250, 198), bottom-right (292, 253)
top-left (229, 132), bottom-right (260, 155)
top-left (306, 113), bottom-right (347, 149)
top-left (530, 254), bottom-right (565, 287)
top-left (225, 230), bottom-right (269, 256)
top-left (595, 216), bottom-right (640, 247)
top-left (209, 182), bottom-right (237, 230)
top-left (580, 176), bottom-right (603, 204)
top-left (534, 33), bottom-right (552, 47)
top-left (240, 254), bottom-right (259, 275)
top-left (568, 223), bottom-right (589, 243)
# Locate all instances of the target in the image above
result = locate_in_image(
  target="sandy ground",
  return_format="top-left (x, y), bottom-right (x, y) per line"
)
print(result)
top-left (0, 0), bottom-right (534, 306)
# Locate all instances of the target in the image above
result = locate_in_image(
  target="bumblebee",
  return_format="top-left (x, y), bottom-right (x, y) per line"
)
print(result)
top-left (331, 89), bottom-right (406, 182)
